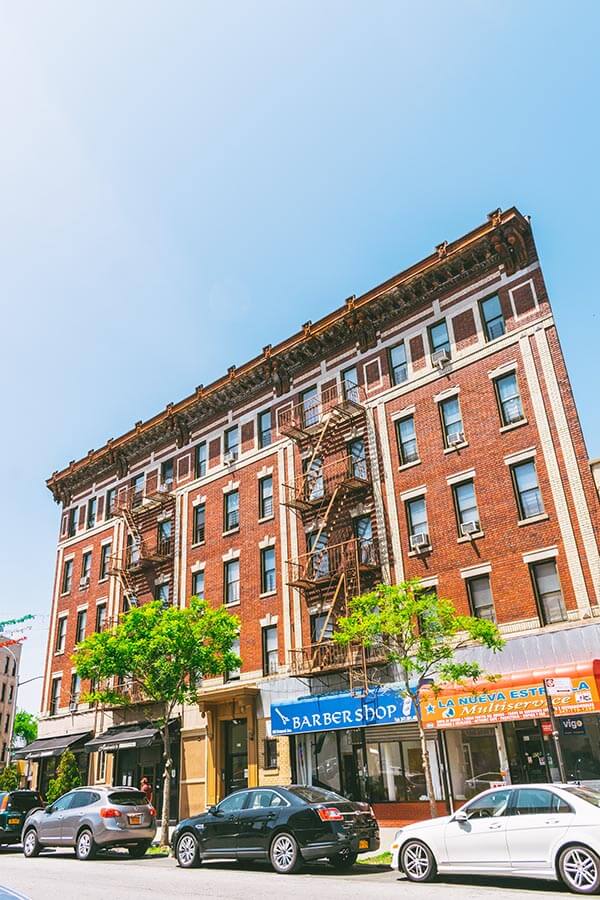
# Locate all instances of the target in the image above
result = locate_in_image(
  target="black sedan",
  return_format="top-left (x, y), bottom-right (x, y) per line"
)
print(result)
top-left (171, 785), bottom-right (379, 874)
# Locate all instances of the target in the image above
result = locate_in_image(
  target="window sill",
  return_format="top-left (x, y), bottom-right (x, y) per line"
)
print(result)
top-left (260, 590), bottom-right (277, 599)
top-left (54, 650), bottom-right (65, 657)
top-left (224, 600), bottom-right (240, 608)
top-left (98, 577), bottom-right (109, 584)
top-left (222, 528), bottom-right (240, 538)
top-left (191, 540), bottom-right (206, 549)
top-left (408, 546), bottom-right (432, 557)
top-left (500, 418), bottom-right (528, 433)
top-left (258, 514), bottom-right (275, 524)
top-left (443, 442), bottom-right (469, 454)
top-left (60, 591), bottom-right (71, 597)
top-left (398, 459), bottom-right (421, 472)
top-left (457, 531), bottom-right (485, 544)
top-left (518, 513), bottom-right (549, 526)
top-left (263, 766), bottom-right (279, 772)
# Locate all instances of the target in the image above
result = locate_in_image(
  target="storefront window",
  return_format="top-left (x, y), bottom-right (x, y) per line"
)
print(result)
top-left (445, 727), bottom-right (503, 800)
top-left (560, 715), bottom-right (600, 786)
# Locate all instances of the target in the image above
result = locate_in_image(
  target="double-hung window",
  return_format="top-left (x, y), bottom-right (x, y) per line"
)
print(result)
top-left (480, 294), bottom-right (505, 341)
top-left (155, 582), bottom-right (170, 607)
top-left (511, 460), bottom-right (544, 520)
top-left (396, 415), bottom-right (418, 465)
top-left (192, 570), bottom-right (205, 599)
top-left (224, 427), bottom-right (239, 461)
top-left (224, 559), bottom-right (240, 605)
top-left (161, 459), bottom-right (174, 487)
top-left (304, 457), bottom-right (324, 501)
top-left (466, 575), bottom-right (495, 621)
top-left (495, 372), bottom-right (524, 426)
top-left (226, 637), bottom-right (241, 681)
top-left (105, 488), bottom-right (117, 519)
top-left (530, 560), bottom-right (567, 624)
top-left (67, 508), bottom-right (77, 537)
top-left (310, 613), bottom-right (333, 643)
top-left (157, 519), bottom-right (172, 554)
top-left (341, 366), bottom-right (359, 402)
top-left (258, 410), bottom-right (272, 448)
top-left (50, 677), bottom-right (62, 715)
top-left (70, 673), bottom-right (81, 709)
top-left (428, 320), bottom-right (451, 360)
top-left (193, 504), bottom-right (206, 544)
top-left (348, 439), bottom-right (367, 480)
top-left (262, 625), bottom-right (278, 675)
top-left (131, 473), bottom-right (144, 507)
top-left (389, 342), bottom-right (408, 385)
top-left (259, 476), bottom-right (274, 519)
top-left (224, 490), bottom-right (240, 532)
top-left (406, 496), bottom-right (429, 548)
top-left (62, 559), bottom-right (73, 594)
top-left (55, 616), bottom-right (67, 653)
top-left (86, 497), bottom-right (97, 530)
top-left (440, 396), bottom-right (464, 447)
top-left (453, 480), bottom-right (480, 534)
top-left (75, 609), bottom-right (87, 643)
top-left (301, 386), bottom-right (319, 428)
top-left (100, 543), bottom-right (111, 580)
top-left (260, 546), bottom-right (276, 594)
top-left (95, 603), bottom-right (107, 633)
top-left (81, 551), bottom-right (92, 585)
top-left (307, 531), bottom-right (329, 579)
top-left (195, 442), bottom-right (207, 478)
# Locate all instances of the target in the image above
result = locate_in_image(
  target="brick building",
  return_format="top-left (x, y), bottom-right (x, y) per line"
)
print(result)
top-left (29, 207), bottom-right (599, 824)
top-left (0, 641), bottom-right (20, 770)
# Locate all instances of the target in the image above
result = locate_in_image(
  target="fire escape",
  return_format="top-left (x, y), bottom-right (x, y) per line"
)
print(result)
top-left (281, 380), bottom-right (386, 694)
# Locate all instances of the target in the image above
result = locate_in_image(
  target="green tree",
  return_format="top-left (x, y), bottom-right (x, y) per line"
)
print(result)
top-left (12, 710), bottom-right (38, 746)
top-left (74, 598), bottom-right (240, 845)
top-left (0, 764), bottom-right (20, 791)
top-left (46, 750), bottom-right (82, 804)
top-left (334, 580), bottom-right (504, 819)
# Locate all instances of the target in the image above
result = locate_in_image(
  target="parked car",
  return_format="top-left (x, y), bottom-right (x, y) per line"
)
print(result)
top-left (22, 786), bottom-right (156, 860)
top-left (0, 790), bottom-right (45, 846)
top-left (390, 783), bottom-right (600, 895)
top-left (172, 784), bottom-right (379, 874)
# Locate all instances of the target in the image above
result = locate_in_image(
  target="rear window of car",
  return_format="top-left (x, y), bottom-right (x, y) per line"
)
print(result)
top-left (563, 786), bottom-right (600, 808)
top-left (108, 791), bottom-right (148, 806)
top-left (286, 786), bottom-right (346, 804)
top-left (7, 792), bottom-right (44, 813)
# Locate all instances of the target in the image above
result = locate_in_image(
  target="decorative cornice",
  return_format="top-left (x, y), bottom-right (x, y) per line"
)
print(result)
top-left (47, 207), bottom-right (534, 504)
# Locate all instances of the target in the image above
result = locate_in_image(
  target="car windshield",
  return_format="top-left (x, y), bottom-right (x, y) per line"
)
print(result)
top-left (286, 786), bottom-right (346, 804)
top-left (6, 792), bottom-right (43, 813)
top-left (108, 790), bottom-right (148, 806)
top-left (563, 786), bottom-right (600, 808)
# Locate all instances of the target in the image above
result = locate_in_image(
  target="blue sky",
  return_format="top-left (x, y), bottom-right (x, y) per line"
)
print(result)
top-left (1, 1), bottom-right (598, 713)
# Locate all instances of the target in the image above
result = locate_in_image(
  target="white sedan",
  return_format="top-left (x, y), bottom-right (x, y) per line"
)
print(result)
top-left (391, 784), bottom-right (600, 895)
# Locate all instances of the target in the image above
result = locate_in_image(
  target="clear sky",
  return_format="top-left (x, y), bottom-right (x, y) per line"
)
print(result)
top-left (1, 1), bottom-right (598, 714)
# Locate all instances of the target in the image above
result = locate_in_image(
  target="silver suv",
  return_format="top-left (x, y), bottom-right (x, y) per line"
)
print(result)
top-left (22, 786), bottom-right (156, 860)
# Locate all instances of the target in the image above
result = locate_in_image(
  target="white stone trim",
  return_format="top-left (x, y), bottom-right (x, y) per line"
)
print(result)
top-left (446, 468), bottom-right (476, 486)
top-left (420, 576), bottom-right (439, 588)
top-left (508, 277), bottom-right (539, 320)
top-left (259, 535), bottom-right (276, 549)
top-left (503, 447), bottom-right (537, 466)
top-left (390, 404), bottom-right (416, 423)
top-left (433, 386), bottom-right (460, 403)
top-left (192, 495), bottom-right (206, 507)
top-left (522, 546), bottom-right (559, 565)
top-left (283, 444), bottom-right (301, 650)
top-left (222, 548), bottom-right (240, 561)
top-left (222, 480), bottom-right (240, 493)
top-left (460, 562), bottom-right (492, 579)
top-left (488, 360), bottom-right (518, 380)
top-left (399, 484), bottom-right (427, 502)
top-left (191, 560), bottom-right (206, 573)
top-left (257, 465), bottom-right (274, 479)
top-left (259, 612), bottom-right (279, 627)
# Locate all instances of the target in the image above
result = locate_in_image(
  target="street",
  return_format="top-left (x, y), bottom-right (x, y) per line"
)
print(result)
top-left (0, 847), bottom-right (570, 900)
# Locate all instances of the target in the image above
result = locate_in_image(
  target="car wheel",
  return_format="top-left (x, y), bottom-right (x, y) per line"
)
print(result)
top-left (128, 841), bottom-right (151, 858)
top-left (176, 832), bottom-right (201, 868)
top-left (400, 840), bottom-right (437, 882)
top-left (270, 832), bottom-right (300, 874)
top-left (23, 829), bottom-right (40, 859)
top-left (328, 849), bottom-right (358, 870)
top-left (75, 829), bottom-right (96, 861)
top-left (559, 845), bottom-right (600, 894)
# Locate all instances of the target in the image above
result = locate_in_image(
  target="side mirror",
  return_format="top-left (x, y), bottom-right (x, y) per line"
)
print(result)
top-left (453, 810), bottom-right (469, 823)
top-left (208, 805), bottom-right (219, 816)
top-left (45, 806), bottom-right (53, 815)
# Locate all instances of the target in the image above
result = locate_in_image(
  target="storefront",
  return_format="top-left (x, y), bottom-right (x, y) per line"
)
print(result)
top-left (199, 685), bottom-right (259, 805)
top-left (14, 732), bottom-right (91, 799)
top-left (421, 660), bottom-right (600, 801)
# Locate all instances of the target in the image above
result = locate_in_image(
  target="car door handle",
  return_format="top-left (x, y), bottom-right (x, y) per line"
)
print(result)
top-left (487, 823), bottom-right (503, 830)
top-left (545, 818), bottom-right (560, 824)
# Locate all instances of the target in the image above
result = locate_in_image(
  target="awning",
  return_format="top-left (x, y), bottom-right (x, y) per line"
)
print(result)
top-left (84, 720), bottom-right (178, 753)
top-left (13, 731), bottom-right (92, 761)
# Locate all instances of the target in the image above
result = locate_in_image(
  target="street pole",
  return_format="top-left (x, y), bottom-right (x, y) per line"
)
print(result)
top-left (543, 678), bottom-right (568, 783)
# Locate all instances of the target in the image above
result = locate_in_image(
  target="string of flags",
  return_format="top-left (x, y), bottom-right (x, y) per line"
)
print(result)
top-left (0, 613), bottom-right (35, 647)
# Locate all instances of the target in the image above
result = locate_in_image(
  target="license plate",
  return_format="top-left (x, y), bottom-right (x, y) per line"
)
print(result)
top-left (128, 814), bottom-right (142, 825)
top-left (359, 839), bottom-right (369, 850)
top-left (8, 818), bottom-right (20, 825)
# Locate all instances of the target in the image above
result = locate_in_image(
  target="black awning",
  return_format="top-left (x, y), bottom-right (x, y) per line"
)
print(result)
top-left (84, 723), bottom-right (161, 753)
top-left (13, 731), bottom-right (92, 761)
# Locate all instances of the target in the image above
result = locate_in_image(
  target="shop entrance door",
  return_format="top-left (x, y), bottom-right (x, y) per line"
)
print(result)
top-left (223, 720), bottom-right (248, 796)
top-left (515, 725), bottom-right (551, 783)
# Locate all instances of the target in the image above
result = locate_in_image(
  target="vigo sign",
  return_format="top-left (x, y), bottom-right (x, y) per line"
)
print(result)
top-left (270, 689), bottom-right (415, 736)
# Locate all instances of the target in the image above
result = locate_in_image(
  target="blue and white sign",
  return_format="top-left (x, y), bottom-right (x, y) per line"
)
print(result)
top-left (270, 688), bottom-right (415, 736)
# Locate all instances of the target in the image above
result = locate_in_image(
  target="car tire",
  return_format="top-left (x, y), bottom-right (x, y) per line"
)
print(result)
top-left (400, 840), bottom-right (437, 883)
top-left (75, 829), bottom-right (97, 861)
top-left (559, 844), bottom-right (600, 895)
top-left (270, 832), bottom-right (301, 875)
top-left (176, 832), bottom-right (201, 868)
top-left (23, 829), bottom-right (41, 859)
top-left (328, 849), bottom-right (358, 870)
top-left (128, 841), bottom-right (152, 858)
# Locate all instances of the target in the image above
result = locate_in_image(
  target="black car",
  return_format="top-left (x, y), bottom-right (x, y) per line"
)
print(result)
top-left (171, 785), bottom-right (379, 874)
top-left (0, 790), bottom-right (45, 846)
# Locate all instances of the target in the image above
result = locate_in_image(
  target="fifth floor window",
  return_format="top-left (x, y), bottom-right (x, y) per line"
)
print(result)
top-left (224, 427), bottom-right (239, 461)
top-left (511, 460), bottom-right (544, 520)
top-left (439, 396), bottom-right (464, 447)
top-left (86, 497), bottom-right (97, 529)
top-left (428, 319), bottom-right (451, 358)
top-left (494, 372), bottom-right (524, 426)
top-left (396, 415), bottom-right (418, 465)
top-left (480, 294), bottom-right (506, 341)
top-left (62, 559), bottom-right (73, 594)
top-left (389, 342), bottom-right (408, 385)
top-left (195, 442), bottom-right (207, 478)
top-left (55, 616), bottom-right (67, 653)
top-left (258, 410), bottom-right (272, 448)
top-left (530, 559), bottom-right (567, 625)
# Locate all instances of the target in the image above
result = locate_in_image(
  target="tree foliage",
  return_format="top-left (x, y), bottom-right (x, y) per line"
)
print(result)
top-left (46, 750), bottom-right (82, 804)
top-left (12, 710), bottom-right (38, 746)
top-left (0, 764), bottom-right (20, 792)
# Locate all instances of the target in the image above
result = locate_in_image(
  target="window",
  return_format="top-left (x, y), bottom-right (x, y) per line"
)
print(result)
top-left (224, 559), bottom-right (240, 605)
top-left (495, 372), bottom-right (524, 426)
top-left (155, 582), bottom-right (170, 607)
top-left (304, 457), bottom-right (324, 501)
top-left (348, 439), bottom-right (367, 480)
top-left (50, 677), bottom-right (62, 715)
top-left (161, 459), bottom-right (174, 486)
top-left (513, 788), bottom-right (571, 815)
top-left (195, 442), bottom-right (207, 478)
top-left (157, 519), bottom-right (172, 552)
top-left (354, 515), bottom-right (374, 564)
top-left (75, 609), bottom-right (87, 643)
top-left (99, 543), bottom-right (111, 581)
top-left (428, 320), bottom-right (451, 358)
top-left (301, 386), bottom-right (319, 428)
top-left (249, 789), bottom-right (283, 808)
top-left (55, 616), bottom-right (67, 653)
top-left (396, 415), bottom-right (418, 465)
top-left (105, 488), bottom-right (117, 519)
top-left (193, 503), bottom-right (206, 544)
top-left (480, 294), bottom-right (505, 341)
top-left (453, 480), bottom-right (480, 534)
top-left (81, 551), bottom-right (92, 583)
top-left (389, 342), bottom-right (408, 385)
top-left (260, 546), bottom-right (276, 594)
top-left (62, 559), bottom-right (73, 593)
top-left (465, 789), bottom-right (511, 819)
top-left (466, 575), bottom-right (495, 621)
top-left (67, 508), bottom-right (77, 537)
top-left (439, 396), bottom-right (464, 447)
top-left (406, 496), bottom-right (429, 547)
top-left (224, 491), bottom-right (240, 532)
top-left (86, 497), bottom-right (97, 530)
top-left (217, 789), bottom-right (246, 812)
top-left (131, 473), bottom-right (144, 507)
top-left (307, 530), bottom-right (329, 578)
top-left (96, 752), bottom-right (107, 783)
top-left (311, 613), bottom-right (333, 643)
top-left (264, 740), bottom-right (278, 770)
top-left (0, 684), bottom-right (4, 702)
top-left (259, 475), bottom-right (274, 519)
top-left (69, 673), bottom-right (81, 708)
top-left (192, 570), bottom-right (205, 598)
top-left (224, 426), bottom-right (239, 461)
top-left (530, 559), bottom-right (567, 624)
top-left (258, 410), bottom-right (272, 448)
top-left (262, 625), bottom-right (278, 675)
top-left (341, 366), bottom-right (359, 402)
top-left (225, 636), bottom-right (240, 681)
top-left (95, 603), bottom-right (107, 633)
top-left (511, 460), bottom-right (544, 519)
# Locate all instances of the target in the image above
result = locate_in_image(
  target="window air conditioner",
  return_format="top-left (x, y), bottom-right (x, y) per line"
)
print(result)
top-left (410, 532), bottom-right (430, 551)
top-left (460, 520), bottom-right (481, 537)
top-left (432, 348), bottom-right (450, 367)
top-left (69, 699), bottom-right (78, 712)
top-left (506, 407), bottom-right (524, 424)
top-left (224, 451), bottom-right (237, 465)
top-left (79, 576), bottom-right (90, 589)
top-left (447, 431), bottom-right (465, 446)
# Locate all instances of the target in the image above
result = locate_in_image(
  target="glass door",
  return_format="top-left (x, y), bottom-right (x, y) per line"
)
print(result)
top-left (223, 720), bottom-right (248, 795)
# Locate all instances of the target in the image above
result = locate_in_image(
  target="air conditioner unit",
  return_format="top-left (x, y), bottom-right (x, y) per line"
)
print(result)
top-left (158, 481), bottom-right (170, 493)
top-left (506, 407), bottom-right (524, 424)
top-left (432, 348), bottom-right (450, 367)
top-left (223, 451), bottom-right (237, 465)
top-left (447, 430), bottom-right (465, 446)
top-left (410, 532), bottom-right (430, 551)
top-left (69, 699), bottom-right (78, 712)
top-left (460, 520), bottom-right (481, 537)
top-left (79, 576), bottom-right (90, 589)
